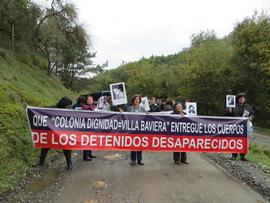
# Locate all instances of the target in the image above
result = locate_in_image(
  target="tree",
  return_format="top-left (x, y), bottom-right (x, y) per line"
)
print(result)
top-left (0, 0), bottom-right (30, 50)
top-left (231, 12), bottom-right (270, 126)
top-left (180, 32), bottom-right (235, 115)
top-left (35, 0), bottom-right (99, 89)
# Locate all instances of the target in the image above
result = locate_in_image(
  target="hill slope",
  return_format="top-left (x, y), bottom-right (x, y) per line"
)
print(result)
top-left (0, 49), bottom-right (76, 192)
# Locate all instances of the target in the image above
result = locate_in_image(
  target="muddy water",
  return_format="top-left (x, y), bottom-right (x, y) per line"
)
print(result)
top-left (5, 152), bottom-right (80, 203)
top-left (25, 168), bottom-right (60, 194)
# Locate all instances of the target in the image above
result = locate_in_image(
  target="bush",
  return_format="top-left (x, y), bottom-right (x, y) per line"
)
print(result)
top-left (0, 48), bottom-right (15, 64)
top-left (15, 42), bottom-right (34, 67)
top-left (247, 143), bottom-right (270, 167)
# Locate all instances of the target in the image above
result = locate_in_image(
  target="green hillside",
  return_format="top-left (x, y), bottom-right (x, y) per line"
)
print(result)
top-left (0, 48), bottom-right (76, 192)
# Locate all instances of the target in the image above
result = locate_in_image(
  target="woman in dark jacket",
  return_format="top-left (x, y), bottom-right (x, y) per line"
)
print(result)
top-left (163, 98), bottom-right (175, 111)
top-left (73, 95), bottom-right (86, 110)
top-left (172, 102), bottom-right (188, 165)
top-left (33, 96), bottom-right (73, 170)
top-left (128, 95), bottom-right (146, 166)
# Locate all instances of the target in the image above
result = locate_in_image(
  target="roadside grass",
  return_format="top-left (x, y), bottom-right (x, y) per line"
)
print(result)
top-left (247, 143), bottom-right (270, 168)
top-left (255, 127), bottom-right (270, 137)
top-left (0, 49), bottom-right (76, 193)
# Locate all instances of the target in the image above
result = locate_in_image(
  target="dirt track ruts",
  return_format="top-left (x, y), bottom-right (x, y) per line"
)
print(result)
top-left (22, 151), bottom-right (266, 203)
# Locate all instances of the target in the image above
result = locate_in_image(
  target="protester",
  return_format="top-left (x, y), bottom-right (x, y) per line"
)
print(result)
top-left (163, 98), bottom-right (174, 111)
top-left (104, 96), bottom-right (111, 110)
top-left (82, 95), bottom-right (96, 111)
top-left (128, 94), bottom-right (145, 166)
top-left (158, 99), bottom-right (164, 111)
top-left (82, 95), bottom-right (97, 161)
top-left (156, 98), bottom-right (162, 106)
top-left (172, 102), bottom-right (189, 165)
top-left (33, 96), bottom-right (73, 170)
top-left (73, 95), bottom-right (86, 110)
top-left (149, 97), bottom-right (161, 112)
top-left (226, 92), bottom-right (254, 161)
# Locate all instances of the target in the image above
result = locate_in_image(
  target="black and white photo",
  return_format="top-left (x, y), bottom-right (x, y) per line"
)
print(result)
top-left (226, 95), bottom-right (236, 108)
top-left (186, 102), bottom-right (197, 116)
top-left (110, 82), bottom-right (127, 106)
top-left (141, 97), bottom-right (150, 111)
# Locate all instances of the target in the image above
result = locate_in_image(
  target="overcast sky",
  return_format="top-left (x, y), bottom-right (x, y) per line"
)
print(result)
top-left (70, 0), bottom-right (269, 69)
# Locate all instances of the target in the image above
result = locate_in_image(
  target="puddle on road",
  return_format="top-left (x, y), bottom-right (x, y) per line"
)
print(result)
top-left (25, 168), bottom-right (60, 194)
top-left (92, 180), bottom-right (107, 189)
top-left (84, 200), bottom-right (98, 203)
top-left (103, 153), bottom-right (121, 160)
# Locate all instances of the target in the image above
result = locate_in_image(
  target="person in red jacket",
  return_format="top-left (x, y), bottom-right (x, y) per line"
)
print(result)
top-left (81, 95), bottom-right (97, 161)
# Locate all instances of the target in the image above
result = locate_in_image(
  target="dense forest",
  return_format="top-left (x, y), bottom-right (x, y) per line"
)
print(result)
top-left (87, 13), bottom-right (270, 127)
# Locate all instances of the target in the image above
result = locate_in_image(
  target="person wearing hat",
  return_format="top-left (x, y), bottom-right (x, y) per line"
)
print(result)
top-left (226, 93), bottom-right (254, 161)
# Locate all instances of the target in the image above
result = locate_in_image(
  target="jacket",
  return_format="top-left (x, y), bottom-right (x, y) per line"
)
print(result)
top-left (226, 103), bottom-right (254, 118)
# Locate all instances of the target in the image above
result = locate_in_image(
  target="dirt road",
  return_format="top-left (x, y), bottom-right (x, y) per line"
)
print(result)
top-left (20, 151), bottom-right (265, 203)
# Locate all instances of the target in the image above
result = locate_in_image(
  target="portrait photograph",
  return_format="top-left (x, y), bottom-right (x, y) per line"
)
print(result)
top-left (110, 82), bottom-right (127, 106)
top-left (186, 102), bottom-right (197, 116)
top-left (226, 95), bottom-right (236, 108)
top-left (141, 97), bottom-right (150, 111)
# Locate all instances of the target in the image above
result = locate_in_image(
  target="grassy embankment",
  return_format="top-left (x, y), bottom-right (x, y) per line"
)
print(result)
top-left (247, 126), bottom-right (270, 168)
top-left (247, 143), bottom-right (270, 168)
top-left (0, 48), bottom-right (76, 192)
top-left (256, 127), bottom-right (270, 137)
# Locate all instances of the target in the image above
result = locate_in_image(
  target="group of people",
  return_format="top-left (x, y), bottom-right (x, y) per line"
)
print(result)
top-left (33, 92), bottom-right (253, 170)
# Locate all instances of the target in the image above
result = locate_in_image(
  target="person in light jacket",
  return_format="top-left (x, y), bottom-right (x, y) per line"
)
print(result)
top-left (127, 94), bottom-right (145, 166)
top-left (172, 102), bottom-right (188, 164)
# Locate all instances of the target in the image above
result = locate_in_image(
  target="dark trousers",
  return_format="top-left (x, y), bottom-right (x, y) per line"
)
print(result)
top-left (173, 152), bottom-right (187, 162)
top-left (83, 150), bottom-right (93, 160)
top-left (131, 151), bottom-right (142, 162)
top-left (39, 148), bottom-right (72, 166)
top-left (232, 153), bottom-right (246, 159)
